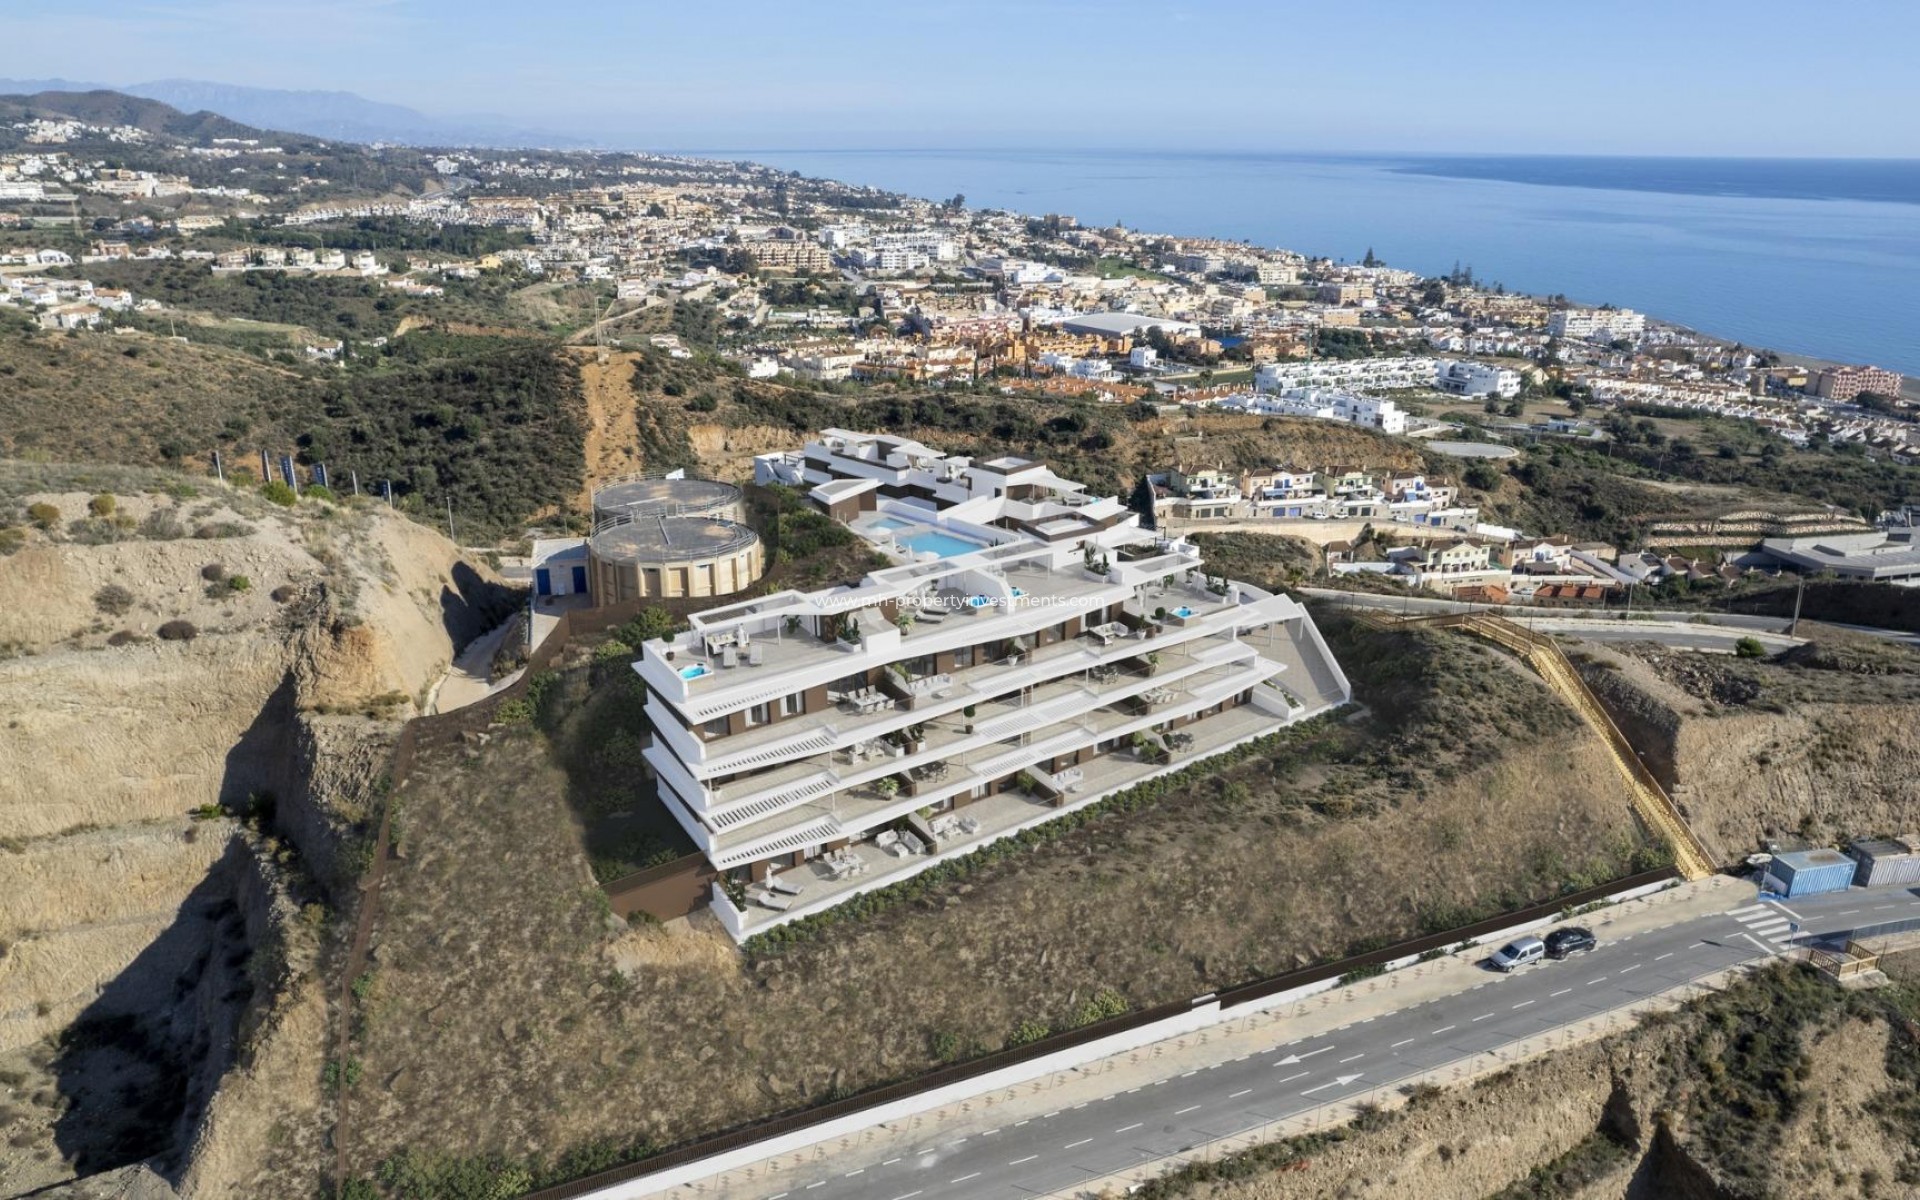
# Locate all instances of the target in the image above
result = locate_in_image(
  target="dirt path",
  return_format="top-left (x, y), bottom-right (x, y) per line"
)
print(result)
top-left (572, 348), bottom-right (646, 510)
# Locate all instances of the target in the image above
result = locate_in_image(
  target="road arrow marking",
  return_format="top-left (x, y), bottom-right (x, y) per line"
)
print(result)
top-left (1273, 1046), bottom-right (1334, 1065)
top-left (1301, 1074), bottom-right (1363, 1096)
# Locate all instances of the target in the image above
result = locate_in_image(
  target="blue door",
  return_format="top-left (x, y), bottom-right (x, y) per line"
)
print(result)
top-left (534, 567), bottom-right (552, 596)
top-left (571, 565), bottom-right (588, 594)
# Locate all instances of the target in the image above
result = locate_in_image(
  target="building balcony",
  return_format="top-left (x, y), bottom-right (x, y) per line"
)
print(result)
top-left (710, 699), bottom-right (1297, 940)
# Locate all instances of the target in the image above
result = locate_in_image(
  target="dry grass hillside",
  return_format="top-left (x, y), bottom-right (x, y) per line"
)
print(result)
top-left (295, 613), bottom-right (1660, 1195)
top-left (1132, 956), bottom-right (1920, 1200)
top-left (1575, 630), bottom-right (1920, 859)
top-left (0, 329), bottom-right (308, 467)
top-left (0, 461), bottom-right (513, 1195)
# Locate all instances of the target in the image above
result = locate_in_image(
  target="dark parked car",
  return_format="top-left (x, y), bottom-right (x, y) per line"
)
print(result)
top-left (1544, 927), bottom-right (1597, 959)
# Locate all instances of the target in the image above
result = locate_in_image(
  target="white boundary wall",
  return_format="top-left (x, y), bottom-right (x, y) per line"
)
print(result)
top-left (573, 875), bottom-right (1677, 1198)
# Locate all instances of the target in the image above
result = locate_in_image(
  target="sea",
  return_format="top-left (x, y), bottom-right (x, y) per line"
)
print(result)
top-left (714, 150), bottom-right (1920, 377)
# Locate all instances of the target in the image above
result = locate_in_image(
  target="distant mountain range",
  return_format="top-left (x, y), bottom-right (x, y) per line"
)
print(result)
top-left (0, 77), bottom-right (585, 149)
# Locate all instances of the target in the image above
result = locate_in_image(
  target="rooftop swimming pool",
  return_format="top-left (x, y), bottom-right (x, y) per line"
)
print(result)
top-left (897, 529), bottom-right (986, 559)
top-left (872, 517), bottom-right (914, 533)
top-left (679, 663), bottom-right (711, 681)
top-left (1172, 606), bottom-right (1195, 619)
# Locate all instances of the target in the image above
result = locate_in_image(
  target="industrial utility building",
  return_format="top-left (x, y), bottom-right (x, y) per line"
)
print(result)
top-left (638, 430), bottom-right (1352, 940)
top-left (531, 473), bottom-right (763, 602)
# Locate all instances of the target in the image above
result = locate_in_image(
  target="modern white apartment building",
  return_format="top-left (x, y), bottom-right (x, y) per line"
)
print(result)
top-left (1222, 388), bottom-right (1409, 435)
top-left (1547, 307), bottom-right (1646, 342)
top-left (1435, 358), bottom-right (1522, 399)
top-left (1254, 356), bottom-right (1438, 394)
top-left (647, 432), bottom-right (1352, 939)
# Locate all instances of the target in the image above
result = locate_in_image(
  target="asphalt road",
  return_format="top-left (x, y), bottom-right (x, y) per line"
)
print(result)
top-left (1304, 588), bottom-right (1920, 648)
top-left (761, 886), bottom-right (1920, 1200)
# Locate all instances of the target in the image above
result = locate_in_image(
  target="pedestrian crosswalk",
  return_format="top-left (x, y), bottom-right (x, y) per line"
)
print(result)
top-left (1727, 902), bottom-right (1798, 950)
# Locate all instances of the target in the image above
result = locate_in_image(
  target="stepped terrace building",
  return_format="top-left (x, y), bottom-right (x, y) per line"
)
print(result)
top-left (637, 432), bottom-right (1351, 939)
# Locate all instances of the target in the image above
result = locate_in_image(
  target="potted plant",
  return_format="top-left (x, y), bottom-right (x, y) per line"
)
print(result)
top-left (1145, 651), bottom-right (1161, 675)
top-left (962, 703), bottom-right (977, 733)
top-left (784, 614), bottom-right (802, 636)
top-left (874, 776), bottom-right (901, 799)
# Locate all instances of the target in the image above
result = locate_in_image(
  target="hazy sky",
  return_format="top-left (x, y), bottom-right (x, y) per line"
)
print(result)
top-left (13, 0), bottom-right (1920, 155)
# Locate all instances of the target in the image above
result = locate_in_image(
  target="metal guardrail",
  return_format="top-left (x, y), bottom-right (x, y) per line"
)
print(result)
top-left (1406, 612), bottom-right (1716, 881)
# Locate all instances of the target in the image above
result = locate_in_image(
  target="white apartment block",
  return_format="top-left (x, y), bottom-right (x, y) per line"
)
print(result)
top-left (649, 431), bottom-right (1352, 939)
top-left (1547, 307), bottom-right (1646, 342)
top-left (1223, 388), bottom-right (1409, 436)
top-left (1435, 358), bottom-right (1522, 399)
top-left (1254, 356), bottom-right (1438, 394)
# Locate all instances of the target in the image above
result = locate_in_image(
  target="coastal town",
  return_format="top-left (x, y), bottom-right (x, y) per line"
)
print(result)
top-left (6, 132), bottom-right (1915, 599)
top-left (6, 36), bottom-right (1920, 1200)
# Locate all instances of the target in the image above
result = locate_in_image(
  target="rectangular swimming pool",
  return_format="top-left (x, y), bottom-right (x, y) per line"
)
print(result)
top-left (898, 530), bottom-right (986, 559)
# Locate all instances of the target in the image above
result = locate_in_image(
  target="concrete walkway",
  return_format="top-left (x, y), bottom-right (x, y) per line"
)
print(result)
top-left (429, 618), bottom-right (523, 714)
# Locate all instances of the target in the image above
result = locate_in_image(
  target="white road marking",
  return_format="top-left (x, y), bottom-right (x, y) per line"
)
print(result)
top-left (1391, 1038), bottom-right (1415, 1049)
top-left (1278, 1071), bottom-right (1310, 1083)
top-left (1587, 976), bottom-right (1609, 985)
top-left (845, 1169), bottom-right (863, 1177)
top-left (1655, 952), bottom-right (1675, 961)
top-left (1472, 1013), bottom-right (1494, 1022)
top-left (1728, 904), bottom-right (1767, 918)
top-left (804, 1183), bottom-right (825, 1191)
top-left (882, 1158), bottom-right (901, 1165)
top-left (1512, 1000), bottom-right (1535, 1009)
top-left (1432, 1025), bottom-right (1456, 1035)
top-left (1273, 1046), bottom-right (1335, 1065)
top-left (1175, 1105), bottom-right (1201, 1115)
top-left (889, 1192), bottom-right (921, 1200)
top-left (950, 1173), bottom-right (980, 1185)
top-left (1619, 965), bottom-right (1642, 974)
top-left (1339, 1053), bottom-right (1365, 1063)
top-left (1769, 900), bottom-right (1805, 919)
top-left (1230, 1088), bottom-right (1253, 1098)
top-left (1042, 1111), bottom-right (1059, 1119)
top-left (1738, 932), bottom-right (1778, 956)
top-left (1115, 1123), bottom-right (1143, 1134)
top-left (1550, 988), bottom-right (1573, 997)
top-left (1064, 1139), bottom-right (1092, 1150)
top-left (1009, 1155), bottom-right (1038, 1166)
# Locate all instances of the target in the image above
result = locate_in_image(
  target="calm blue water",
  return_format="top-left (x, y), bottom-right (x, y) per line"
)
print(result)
top-left (899, 530), bottom-right (985, 559)
top-left (731, 150), bottom-right (1920, 376)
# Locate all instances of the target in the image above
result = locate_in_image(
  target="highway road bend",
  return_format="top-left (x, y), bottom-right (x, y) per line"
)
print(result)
top-left (664, 878), bottom-right (1920, 1200)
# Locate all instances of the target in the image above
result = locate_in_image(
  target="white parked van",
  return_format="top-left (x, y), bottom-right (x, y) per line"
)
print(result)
top-left (1488, 936), bottom-right (1546, 973)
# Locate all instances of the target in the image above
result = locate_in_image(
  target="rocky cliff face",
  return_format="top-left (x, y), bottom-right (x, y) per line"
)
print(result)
top-left (1576, 638), bottom-right (1920, 858)
top-left (0, 472), bottom-right (511, 1193)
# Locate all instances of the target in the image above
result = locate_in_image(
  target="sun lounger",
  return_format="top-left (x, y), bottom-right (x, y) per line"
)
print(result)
top-left (768, 875), bottom-right (803, 896)
top-left (755, 890), bottom-right (792, 911)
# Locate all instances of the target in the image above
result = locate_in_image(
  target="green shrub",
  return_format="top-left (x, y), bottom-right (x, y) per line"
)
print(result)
top-left (260, 481), bottom-right (297, 506)
top-left (1006, 1019), bottom-right (1052, 1048)
top-left (87, 493), bottom-right (115, 518)
top-left (26, 502), bottom-right (59, 529)
top-left (305, 484), bottom-right (337, 502)
top-left (1735, 636), bottom-right (1767, 659)
top-left (156, 619), bottom-right (198, 642)
top-left (0, 527), bottom-right (23, 556)
top-left (226, 574), bottom-right (252, 592)
top-left (495, 697), bottom-right (534, 724)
